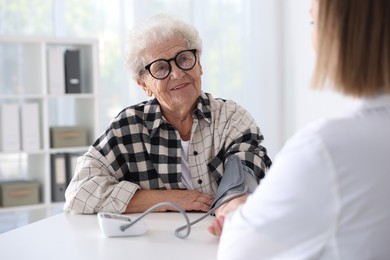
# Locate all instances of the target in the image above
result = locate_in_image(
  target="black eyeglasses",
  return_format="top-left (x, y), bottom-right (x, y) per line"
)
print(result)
top-left (144, 49), bottom-right (197, 80)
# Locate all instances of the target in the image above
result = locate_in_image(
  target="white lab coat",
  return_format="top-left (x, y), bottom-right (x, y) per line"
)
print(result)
top-left (218, 94), bottom-right (390, 260)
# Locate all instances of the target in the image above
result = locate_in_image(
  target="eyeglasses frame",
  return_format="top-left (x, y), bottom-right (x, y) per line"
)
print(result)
top-left (144, 49), bottom-right (197, 80)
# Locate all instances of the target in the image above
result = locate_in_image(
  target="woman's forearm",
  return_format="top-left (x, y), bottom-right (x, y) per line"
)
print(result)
top-left (125, 189), bottom-right (214, 213)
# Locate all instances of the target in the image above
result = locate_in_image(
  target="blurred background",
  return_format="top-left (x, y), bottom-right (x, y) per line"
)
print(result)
top-left (0, 0), bottom-right (354, 232)
top-left (0, 0), bottom-right (352, 159)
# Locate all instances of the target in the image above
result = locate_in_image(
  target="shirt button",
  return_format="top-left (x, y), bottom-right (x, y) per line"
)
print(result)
top-left (193, 151), bottom-right (198, 155)
top-left (197, 179), bottom-right (203, 184)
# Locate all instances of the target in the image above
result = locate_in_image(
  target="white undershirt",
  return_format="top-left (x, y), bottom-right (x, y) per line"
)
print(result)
top-left (180, 140), bottom-right (193, 189)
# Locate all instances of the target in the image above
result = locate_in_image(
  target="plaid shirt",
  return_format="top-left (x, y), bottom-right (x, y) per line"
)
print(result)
top-left (64, 92), bottom-right (271, 214)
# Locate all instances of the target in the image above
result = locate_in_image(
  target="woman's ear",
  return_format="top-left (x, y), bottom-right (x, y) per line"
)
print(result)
top-left (137, 78), bottom-right (153, 96)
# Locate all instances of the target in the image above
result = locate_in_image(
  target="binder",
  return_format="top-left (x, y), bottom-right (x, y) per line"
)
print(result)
top-left (64, 49), bottom-right (81, 93)
top-left (65, 152), bottom-right (81, 184)
top-left (20, 103), bottom-right (41, 151)
top-left (0, 103), bottom-right (20, 152)
top-left (47, 47), bottom-right (65, 95)
top-left (51, 153), bottom-right (67, 202)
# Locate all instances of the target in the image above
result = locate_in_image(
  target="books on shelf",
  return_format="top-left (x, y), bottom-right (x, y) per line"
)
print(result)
top-left (0, 102), bottom-right (41, 152)
top-left (51, 153), bottom-right (67, 202)
top-left (51, 152), bottom-right (83, 202)
top-left (47, 47), bottom-right (81, 95)
top-left (64, 49), bottom-right (81, 93)
top-left (20, 103), bottom-right (41, 151)
top-left (47, 47), bottom-right (65, 95)
top-left (65, 152), bottom-right (81, 182)
top-left (0, 36), bottom-right (98, 213)
top-left (0, 103), bottom-right (21, 152)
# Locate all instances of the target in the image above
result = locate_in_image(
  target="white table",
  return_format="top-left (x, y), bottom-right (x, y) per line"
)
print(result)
top-left (0, 212), bottom-right (219, 260)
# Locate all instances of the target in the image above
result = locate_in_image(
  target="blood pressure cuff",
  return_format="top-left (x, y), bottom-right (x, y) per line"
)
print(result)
top-left (211, 155), bottom-right (258, 209)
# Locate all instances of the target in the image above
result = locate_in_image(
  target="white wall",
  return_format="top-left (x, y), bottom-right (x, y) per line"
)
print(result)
top-left (242, 0), bottom-right (284, 160)
top-left (281, 0), bottom-right (353, 143)
top-left (251, 0), bottom-right (354, 160)
top-left (0, 0), bottom-right (354, 162)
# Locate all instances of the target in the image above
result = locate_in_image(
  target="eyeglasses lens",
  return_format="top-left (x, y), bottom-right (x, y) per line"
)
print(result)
top-left (150, 61), bottom-right (170, 79)
top-left (148, 50), bottom-right (196, 79)
top-left (176, 51), bottom-right (196, 70)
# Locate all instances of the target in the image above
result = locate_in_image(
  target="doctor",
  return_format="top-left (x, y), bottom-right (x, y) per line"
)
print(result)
top-left (215, 0), bottom-right (390, 259)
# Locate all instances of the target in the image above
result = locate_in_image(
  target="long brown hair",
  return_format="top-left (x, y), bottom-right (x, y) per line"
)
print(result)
top-left (312, 0), bottom-right (390, 97)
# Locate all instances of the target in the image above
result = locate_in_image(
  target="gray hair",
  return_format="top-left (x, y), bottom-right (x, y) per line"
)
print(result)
top-left (125, 14), bottom-right (203, 80)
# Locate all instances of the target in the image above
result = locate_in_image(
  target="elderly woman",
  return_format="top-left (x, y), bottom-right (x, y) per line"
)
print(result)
top-left (64, 14), bottom-right (271, 222)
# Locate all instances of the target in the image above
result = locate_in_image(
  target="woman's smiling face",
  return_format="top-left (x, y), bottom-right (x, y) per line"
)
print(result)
top-left (137, 35), bottom-right (203, 116)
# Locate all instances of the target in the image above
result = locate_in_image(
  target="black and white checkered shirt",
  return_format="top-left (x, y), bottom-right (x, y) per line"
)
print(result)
top-left (64, 92), bottom-right (271, 213)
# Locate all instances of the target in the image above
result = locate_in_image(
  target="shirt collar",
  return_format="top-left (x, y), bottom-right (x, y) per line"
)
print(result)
top-left (194, 92), bottom-right (212, 124)
top-left (350, 93), bottom-right (390, 113)
top-left (144, 91), bottom-right (212, 137)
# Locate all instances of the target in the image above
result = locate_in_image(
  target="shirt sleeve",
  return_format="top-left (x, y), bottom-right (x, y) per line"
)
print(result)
top-left (218, 126), bottom-right (339, 260)
top-left (63, 147), bottom-right (140, 214)
top-left (221, 100), bottom-right (272, 180)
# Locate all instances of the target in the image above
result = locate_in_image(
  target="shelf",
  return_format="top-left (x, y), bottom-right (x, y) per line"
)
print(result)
top-left (49, 147), bottom-right (89, 153)
top-left (0, 94), bottom-right (45, 100)
top-left (47, 93), bottom-right (95, 99)
top-left (0, 36), bottom-right (99, 216)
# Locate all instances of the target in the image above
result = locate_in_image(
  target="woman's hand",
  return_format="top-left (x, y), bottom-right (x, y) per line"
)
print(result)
top-left (167, 190), bottom-right (214, 212)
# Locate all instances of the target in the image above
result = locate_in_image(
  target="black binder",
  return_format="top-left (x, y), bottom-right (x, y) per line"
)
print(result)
top-left (64, 49), bottom-right (81, 93)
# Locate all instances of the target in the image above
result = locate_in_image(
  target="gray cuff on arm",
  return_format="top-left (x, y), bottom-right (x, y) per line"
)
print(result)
top-left (211, 155), bottom-right (258, 209)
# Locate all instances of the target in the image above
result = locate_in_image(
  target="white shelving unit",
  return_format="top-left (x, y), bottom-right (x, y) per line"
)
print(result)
top-left (0, 36), bottom-right (99, 230)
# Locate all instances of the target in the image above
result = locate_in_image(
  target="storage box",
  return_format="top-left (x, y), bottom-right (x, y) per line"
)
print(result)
top-left (0, 181), bottom-right (40, 207)
top-left (50, 126), bottom-right (88, 148)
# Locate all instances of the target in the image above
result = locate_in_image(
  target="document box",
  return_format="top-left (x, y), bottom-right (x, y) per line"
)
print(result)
top-left (0, 180), bottom-right (40, 207)
top-left (50, 126), bottom-right (88, 148)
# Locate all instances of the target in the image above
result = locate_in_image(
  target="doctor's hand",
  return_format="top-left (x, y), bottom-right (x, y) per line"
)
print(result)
top-left (208, 215), bottom-right (225, 237)
top-left (208, 194), bottom-right (248, 237)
